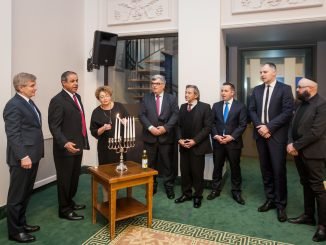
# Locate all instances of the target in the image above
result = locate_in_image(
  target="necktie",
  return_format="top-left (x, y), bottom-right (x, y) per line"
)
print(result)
top-left (187, 103), bottom-right (192, 112)
top-left (156, 95), bottom-right (160, 116)
top-left (223, 102), bottom-right (229, 123)
top-left (73, 95), bottom-right (87, 137)
top-left (28, 100), bottom-right (41, 123)
top-left (263, 85), bottom-right (270, 124)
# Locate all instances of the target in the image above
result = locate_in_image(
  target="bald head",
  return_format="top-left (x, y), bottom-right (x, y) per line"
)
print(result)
top-left (297, 77), bottom-right (318, 101)
top-left (298, 78), bottom-right (317, 89)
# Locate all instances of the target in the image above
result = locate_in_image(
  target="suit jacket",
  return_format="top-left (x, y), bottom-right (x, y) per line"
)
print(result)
top-left (139, 92), bottom-right (179, 144)
top-left (178, 101), bottom-right (213, 155)
top-left (211, 99), bottom-right (247, 149)
top-left (288, 94), bottom-right (326, 159)
top-left (248, 81), bottom-right (294, 143)
top-left (48, 90), bottom-right (90, 157)
top-left (3, 94), bottom-right (44, 166)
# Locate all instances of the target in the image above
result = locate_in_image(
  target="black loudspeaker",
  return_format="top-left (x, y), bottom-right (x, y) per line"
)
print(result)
top-left (92, 30), bottom-right (118, 67)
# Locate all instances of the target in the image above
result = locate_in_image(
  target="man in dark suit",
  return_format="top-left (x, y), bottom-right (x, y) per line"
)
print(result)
top-left (175, 85), bottom-right (212, 208)
top-left (48, 71), bottom-right (89, 221)
top-left (3, 73), bottom-right (44, 243)
top-left (139, 74), bottom-right (179, 199)
top-left (208, 82), bottom-right (247, 205)
top-left (287, 78), bottom-right (326, 242)
top-left (249, 62), bottom-right (294, 222)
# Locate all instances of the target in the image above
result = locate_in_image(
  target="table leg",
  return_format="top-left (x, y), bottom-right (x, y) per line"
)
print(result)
top-left (109, 188), bottom-right (117, 240)
top-left (146, 177), bottom-right (153, 228)
top-left (126, 187), bottom-right (132, 198)
top-left (92, 176), bottom-right (98, 224)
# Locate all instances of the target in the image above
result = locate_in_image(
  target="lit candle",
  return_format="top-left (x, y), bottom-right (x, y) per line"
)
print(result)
top-left (114, 116), bottom-right (118, 140)
top-left (133, 117), bottom-right (135, 138)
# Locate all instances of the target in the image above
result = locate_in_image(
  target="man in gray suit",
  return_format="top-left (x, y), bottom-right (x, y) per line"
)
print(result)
top-left (3, 73), bottom-right (44, 243)
top-left (287, 78), bottom-right (326, 242)
top-left (139, 74), bottom-right (179, 199)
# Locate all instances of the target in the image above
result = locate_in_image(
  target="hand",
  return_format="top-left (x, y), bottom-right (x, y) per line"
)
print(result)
top-left (64, 142), bottom-right (80, 153)
top-left (257, 125), bottom-right (271, 138)
top-left (21, 156), bottom-right (32, 169)
top-left (213, 135), bottom-right (226, 144)
top-left (287, 143), bottom-right (298, 156)
top-left (103, 123), bottom-right (112, 131)
top-left (149, 127), bottom-right (161, 136)
top-left (184, 139), bottom-right (195, 148)
top-left (220, 135), bottom-right (234, 144)
top-left (157, 126), bottom-right (166, 135)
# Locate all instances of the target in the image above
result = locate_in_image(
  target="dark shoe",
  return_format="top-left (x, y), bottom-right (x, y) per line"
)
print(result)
top-left (166, 189), bottom-right (175, 199)
top-left (258, 200), bottom-right (276, 212)
top-left (288, 214), bottom-right (316, 226)
top-left (193, 197), bottom-right (202, 208)
top-left (59, 211), bottom-right (84, 221)
top-left (207, 190), bottom-right (220, 200)
top-left (9, 232), bottom-right (35, 243)
top-left (73, 204), bottom-right (86, 210)
top-left (277, 208), bottom-right (287, 222)
top-left (313, 225), bottom-right (326, 242)
top-left (175, 195), bottom-right (192, 204)
top-left (23, 224), bottom-right (40, 233)
top-left (232, 192), bottom-right (245, 205)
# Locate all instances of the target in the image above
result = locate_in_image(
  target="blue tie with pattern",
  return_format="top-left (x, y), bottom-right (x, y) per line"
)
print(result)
top-left (223, 102), bottom-right (229, 123)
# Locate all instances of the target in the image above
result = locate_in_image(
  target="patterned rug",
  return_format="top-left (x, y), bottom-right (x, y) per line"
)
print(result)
top-left (82, 216), bottom-right (293, 245)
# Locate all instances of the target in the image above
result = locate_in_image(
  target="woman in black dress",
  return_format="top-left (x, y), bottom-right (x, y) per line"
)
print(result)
top-left (90, 86), bottom-right (128, 165)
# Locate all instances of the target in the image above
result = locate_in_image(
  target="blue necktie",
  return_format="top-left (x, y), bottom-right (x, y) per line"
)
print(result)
top-left (28, 100), bottom-right (40, 123)
top-left (223, 102), bottom-right (229, 123)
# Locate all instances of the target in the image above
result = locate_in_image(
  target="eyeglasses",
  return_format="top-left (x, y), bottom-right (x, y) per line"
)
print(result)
top-left (151, 82), bottom-right (163, 86)
top-left (297, 85), bottom-right (310, 89)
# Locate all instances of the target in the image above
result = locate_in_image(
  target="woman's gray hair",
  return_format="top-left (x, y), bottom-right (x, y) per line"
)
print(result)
top-left (151, 74), bottom-right (166, 84)
top-left (186, 84), bottom-right (200, 101)
top-left (13, 72), bottom-right (37, 92)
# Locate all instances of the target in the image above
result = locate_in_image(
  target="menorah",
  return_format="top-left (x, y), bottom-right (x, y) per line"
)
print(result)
top-left (108, 114), bottom-right (135, 172)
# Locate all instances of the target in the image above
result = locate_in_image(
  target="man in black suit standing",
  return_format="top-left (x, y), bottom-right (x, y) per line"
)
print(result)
top-left (249, 62), bottom-right (294, 222)
top-left (175, 85), bottom-right (212, 208)
top-left (48, 71), bottom-right (89, 221)
top-left (3, 73), bottom-right (44, 243)
top-left (139, 74), bottom-right (179, 199)
top-left (207, 82), bottom-right (247, 205)
top-left (287, 78), bottom-right (326, 242)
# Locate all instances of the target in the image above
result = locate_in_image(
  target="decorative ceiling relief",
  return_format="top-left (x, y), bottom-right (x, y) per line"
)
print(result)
top-left (232, 0), bottom-right (324, 14)
top-left (108, 0), bottom-right (170, 26)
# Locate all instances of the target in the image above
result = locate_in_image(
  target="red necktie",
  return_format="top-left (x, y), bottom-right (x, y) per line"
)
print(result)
top-left (187, 103), bottom-right (192, 112)
top-left (156, 95), bottom-right (160, 116)
top-left (73, 95), bottom-right (87, 137)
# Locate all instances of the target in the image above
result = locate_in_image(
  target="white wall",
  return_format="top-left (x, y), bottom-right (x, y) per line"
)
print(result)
top-left (0, 0), bottom-right (12, 207)
top-left (221, 0), bottom-right (326, 28)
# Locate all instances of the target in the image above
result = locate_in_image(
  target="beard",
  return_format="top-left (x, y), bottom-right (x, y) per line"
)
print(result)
top-left (297, 90), bottom-right (311, 101)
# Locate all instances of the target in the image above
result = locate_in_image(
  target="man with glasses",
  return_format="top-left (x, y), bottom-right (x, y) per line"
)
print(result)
top-left (139, 74), bottom-right (179, 199)
top-left (249, 62), bottom-right (294, 222)
top-left (287, 78), bottom-right (326, 242)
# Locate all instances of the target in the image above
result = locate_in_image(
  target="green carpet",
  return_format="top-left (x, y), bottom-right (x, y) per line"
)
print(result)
top-left (0, 157), bottom-right (323, 244)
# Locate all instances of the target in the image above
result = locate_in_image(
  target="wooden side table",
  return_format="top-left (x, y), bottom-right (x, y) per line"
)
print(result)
top-left (88, 161), bottom-right (158, 240)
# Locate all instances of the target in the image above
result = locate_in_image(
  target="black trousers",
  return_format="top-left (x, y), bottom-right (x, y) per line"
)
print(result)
top-left (7, 162), bottom-right (39, 236)
top-left (180, 149), bottom-right (205, 198)
top-left (144, 142), bottom-right (175, 189)
top-left (256, 137), bottom-right (287, 208)
top-left (294, 155), bottom-right (326, 225)
top-left (54, 154), bottom-right (82, 214)
top-left (212, 147), bottom-right (242, 193)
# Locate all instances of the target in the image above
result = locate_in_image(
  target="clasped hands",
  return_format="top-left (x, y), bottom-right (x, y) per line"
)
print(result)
top-left (257, 125), bottom-right (271, 139)
top-left (286, 143), bottom-right (298, 156)
top-left (179, 139), bottom-right (196, 148)
top-left (150, 126), bottom-right (166, 136)
top-left (213, 135), bottom-right (233, 144)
